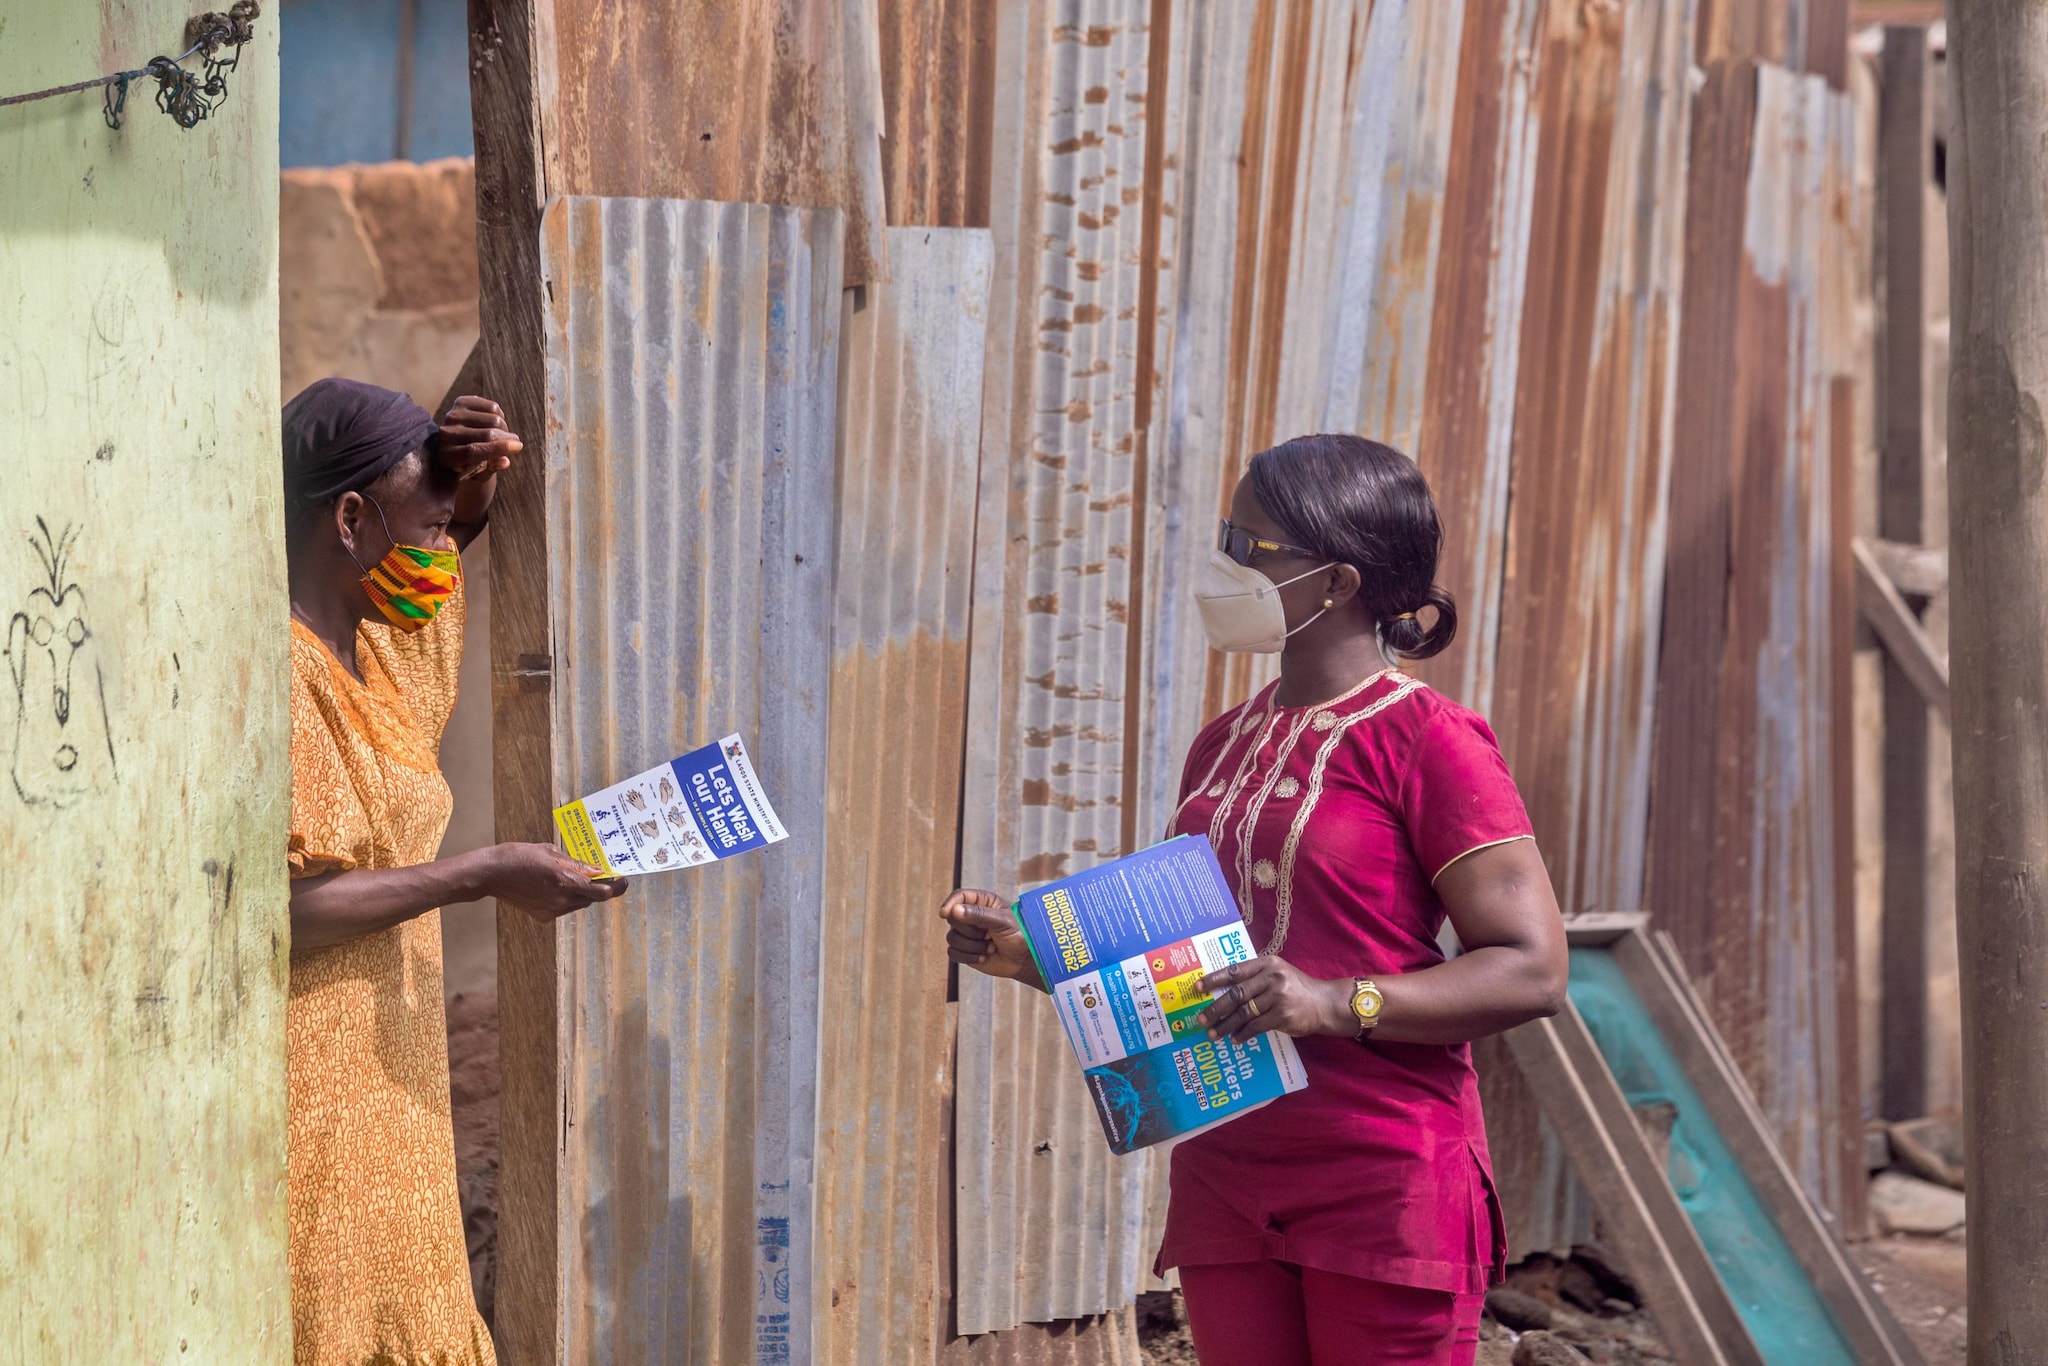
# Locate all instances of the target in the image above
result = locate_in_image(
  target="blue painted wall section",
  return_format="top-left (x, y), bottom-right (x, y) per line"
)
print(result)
top-left (1567, 949), bottom-right (1856, 1366)
top-left (279, 0), bottom-right (472, 167)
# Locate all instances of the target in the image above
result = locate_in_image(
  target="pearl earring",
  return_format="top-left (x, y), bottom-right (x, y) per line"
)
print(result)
top-left (1323, 598), bottom-right (1334, 609)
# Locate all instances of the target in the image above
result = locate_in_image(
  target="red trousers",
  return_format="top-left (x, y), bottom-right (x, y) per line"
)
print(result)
top-left (1180, 1260), bottom-right (1482, 1366)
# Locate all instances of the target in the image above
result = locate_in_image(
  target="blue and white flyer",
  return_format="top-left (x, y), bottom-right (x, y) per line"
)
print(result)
top-left (553, 734), bottom-right (787, 876)
top-left (1012, 835), bottom-right (1309, 1154)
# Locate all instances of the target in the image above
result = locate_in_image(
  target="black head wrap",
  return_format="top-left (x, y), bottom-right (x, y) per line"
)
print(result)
top-left (282, 378), bottom-right (440, 509)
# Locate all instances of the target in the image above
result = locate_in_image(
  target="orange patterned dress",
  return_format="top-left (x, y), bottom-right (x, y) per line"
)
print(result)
top-left (286, 582), bottom-right (495, 1366)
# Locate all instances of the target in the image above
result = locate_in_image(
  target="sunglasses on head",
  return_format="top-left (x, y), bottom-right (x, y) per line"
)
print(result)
top-left (1217, 518), bottom-right (1319, 567)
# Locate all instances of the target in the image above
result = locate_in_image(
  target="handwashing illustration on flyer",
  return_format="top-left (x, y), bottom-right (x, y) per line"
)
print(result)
top-left (552, 734), bottom-right (787, 876)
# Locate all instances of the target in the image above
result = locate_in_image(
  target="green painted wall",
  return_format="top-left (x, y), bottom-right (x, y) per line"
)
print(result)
top-left (0, 4), bottom-right (290, 1359)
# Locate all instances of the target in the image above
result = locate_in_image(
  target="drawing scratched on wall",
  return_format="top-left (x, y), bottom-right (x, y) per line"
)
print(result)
top-left (5, 518), bottom-right (118, 807)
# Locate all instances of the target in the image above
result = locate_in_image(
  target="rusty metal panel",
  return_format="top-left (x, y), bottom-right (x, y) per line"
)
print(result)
top-left (1490, 0), bottom-right (1696, 918)
top-left (940, 1310), bottom-right (1145, 1365)
top-left (1130, 0), bottom-right (1548, 1268)
top-left (1738, 62), bottom-right (1859, 1221)
top-left (816, 227), bottom-right (993, 1365)
top-left (955, 0), bottom-right (1161, 1335)
top-left (540, 195), bottom-right (844, 1365)
top-left (878, 0), bottom-right (998, 228)
top-left (1153, 0), bottom-right (1468, 724)
top-left (1196, 0), bottom-right (1358, 720)
top-left (1650, 61), bottom-right (1861, 1221)
top-left (543, 0), bottom-right (888, 285)
top-left (1413, 0), bottom-right (1546, 712)
top-left (1141, 0), bottom-right (1473, 834)
top-left (1131, 0), bottom-right (1286, 883)
top-left (1448, 0), bottom-right (1699, 1260)
top-left (1296, 0), bottom-right (1467, 454)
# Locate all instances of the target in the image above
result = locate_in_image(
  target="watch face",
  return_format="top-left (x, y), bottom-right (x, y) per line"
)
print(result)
top-left (1352, 984), bottom-right (1383, 1022)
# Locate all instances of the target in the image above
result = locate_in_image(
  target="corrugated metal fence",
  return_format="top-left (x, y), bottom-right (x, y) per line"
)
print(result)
top-left (498, 0), bottom-right (1862, 1357)
top-left (541, 195), bottom-right (843, 1364)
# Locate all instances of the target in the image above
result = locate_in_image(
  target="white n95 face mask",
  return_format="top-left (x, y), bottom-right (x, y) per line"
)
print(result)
top-left (1193, 549), bottom-right (1333, 653)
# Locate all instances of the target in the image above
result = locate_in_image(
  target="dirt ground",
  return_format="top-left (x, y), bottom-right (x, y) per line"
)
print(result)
top-left (1855, 1233), bottom-right (1968, 1366)
top-left (1136, 1292), bottom-right (1200, 1364)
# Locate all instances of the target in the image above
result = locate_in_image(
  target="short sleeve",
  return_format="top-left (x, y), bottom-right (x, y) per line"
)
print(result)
top-left (1397, 707), bottom-right (1535, 882)
top-left (287, 665), bottom-right (372, 879)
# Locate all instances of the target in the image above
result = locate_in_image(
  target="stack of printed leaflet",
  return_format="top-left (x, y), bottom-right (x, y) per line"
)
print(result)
top-left (1013, 834), bottom-right (1308, 1155)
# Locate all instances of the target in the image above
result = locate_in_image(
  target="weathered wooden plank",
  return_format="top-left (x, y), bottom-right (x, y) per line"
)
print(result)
top-left (1570, 946), bottom-right (1864, 1362)
top-left (1863, 537), bottom-right (1947, 598)
top-left (464, 1), bottom-right (563, 1358)
top-left (1562, 912), bottom-right (1654, 947)
top-left (1853, 539), bottom-right (1951, 721)
top-left (1874, 24), bottom-right (1934, 1122)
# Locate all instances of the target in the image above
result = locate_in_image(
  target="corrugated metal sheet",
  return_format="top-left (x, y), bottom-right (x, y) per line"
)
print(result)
top-left (1132, 0), bottom-right (1292, 856)
top-left (955, 0), bottom-right (1160, 1335)
top-left (816, 226), bottom-right (993, 1365)
top-left (1492, 0), bottom-right (1695, 919)
top-left (938, 1310), bottom-right (1145, 1365)
top-left (1412, 0), bottom-right (1545, 712)
top-left (1697, 0), bottom-right (1851, 84)
top-left (1196, 0), bottom-right (1356, 721)
top-left (1137, 0), bottom-right (1468, 855)
top-left (540, 194), bottom-right (844, 1365)
top-left (544, 0), bottom-right (888, 285)
top-left (1649, 60), bottom-right (1861, 1223)
top-left (1301, 0), bottom-right (1467, 452)
top-left (1474, 0), bottom-right (1703, 1261)
top-left (878, 0), bottom-right (997, 228)
top-left (942, 1310), bottom-right (1155, 1366)
top-left (0, 4), bottom-right (291, 1355)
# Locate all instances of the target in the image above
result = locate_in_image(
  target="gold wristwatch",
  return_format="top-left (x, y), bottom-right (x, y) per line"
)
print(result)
top-left (1349, 978), bottom-right (1384, 1042)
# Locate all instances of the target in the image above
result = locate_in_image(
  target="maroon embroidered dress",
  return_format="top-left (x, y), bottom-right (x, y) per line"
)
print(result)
top-left (1155, 669), bottom-right (1533, 1294)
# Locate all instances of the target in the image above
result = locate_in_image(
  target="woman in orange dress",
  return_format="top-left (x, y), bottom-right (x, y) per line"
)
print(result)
top-left (281, 379), bottom-right (626, 1365)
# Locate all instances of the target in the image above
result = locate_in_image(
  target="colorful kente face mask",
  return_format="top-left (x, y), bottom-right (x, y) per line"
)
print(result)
top-left (351, 496), bottom-right (460, 632)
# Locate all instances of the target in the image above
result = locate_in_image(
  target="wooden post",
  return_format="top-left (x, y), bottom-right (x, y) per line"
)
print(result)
top-left (1944, 1), bottom-right (2048, 1356)
top-left (465, 2), bottom-right (559, 1361)
top-left (1876, 25), bottom-right (1932, 1121)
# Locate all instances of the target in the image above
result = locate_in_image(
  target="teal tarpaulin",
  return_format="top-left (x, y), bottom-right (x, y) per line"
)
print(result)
top-left (1568, 948), bottom-right (1858, 1366)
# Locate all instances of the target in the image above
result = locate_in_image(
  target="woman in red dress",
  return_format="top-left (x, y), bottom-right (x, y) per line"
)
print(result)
top-left (942, 434), bottom-right (1568, 1365)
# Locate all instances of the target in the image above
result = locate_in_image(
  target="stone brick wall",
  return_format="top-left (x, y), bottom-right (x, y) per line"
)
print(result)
top-left (280, 158), bottom-right (480, 410)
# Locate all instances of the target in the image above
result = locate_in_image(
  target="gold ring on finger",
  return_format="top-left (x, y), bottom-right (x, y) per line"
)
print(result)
top-left (1246, 998), bottom-right (1261, 1019)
